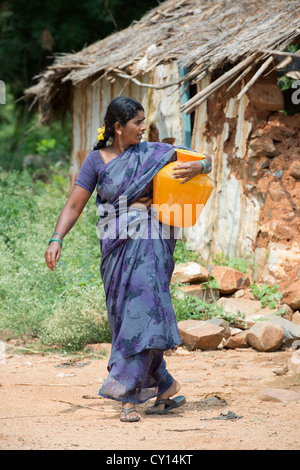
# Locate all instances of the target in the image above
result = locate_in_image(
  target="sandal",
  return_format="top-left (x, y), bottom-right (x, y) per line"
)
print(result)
top-left (120, 407), bottom-right (141, 422)
top-left (145, 395), bottom-right (186, 415)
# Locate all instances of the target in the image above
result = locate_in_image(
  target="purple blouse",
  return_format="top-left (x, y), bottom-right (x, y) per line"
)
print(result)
top-left (75, 150), bottom-right (105, 194)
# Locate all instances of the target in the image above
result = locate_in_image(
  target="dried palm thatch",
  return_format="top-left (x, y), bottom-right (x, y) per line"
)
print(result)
top-left (24, 0), bottom-right (300, 123)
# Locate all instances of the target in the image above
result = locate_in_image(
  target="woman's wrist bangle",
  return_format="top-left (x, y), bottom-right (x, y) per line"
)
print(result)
top-left (51, 232), bottom-right (63, 240)
top-left (201, 160), bottom-right (207, 173)
top-left (48, 238), bottom-right (62, 248)
top-left (200, 159), bottom-right (211, 174)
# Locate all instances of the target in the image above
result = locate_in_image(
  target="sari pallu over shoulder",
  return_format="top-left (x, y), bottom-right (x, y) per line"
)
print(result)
top-left (96, 142), bottom-right (175, 208)
top-left (96, 142), bottom-right (180, 262)
top-left (96, 142), bottom-right (183, 367)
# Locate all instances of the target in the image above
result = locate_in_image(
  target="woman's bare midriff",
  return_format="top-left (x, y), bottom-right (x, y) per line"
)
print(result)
top-left (129, 196), bottom-right (153, 210)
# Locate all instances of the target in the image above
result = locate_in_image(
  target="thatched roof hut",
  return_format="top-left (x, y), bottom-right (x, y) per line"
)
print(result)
top-left (26, 0), bottom-right (300, 123)
top-left (25, 0), bottom-right (300, 288)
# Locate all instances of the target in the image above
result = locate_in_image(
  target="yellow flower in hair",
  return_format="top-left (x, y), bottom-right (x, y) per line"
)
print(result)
top-left (97, 126), bottom-right (105, 141)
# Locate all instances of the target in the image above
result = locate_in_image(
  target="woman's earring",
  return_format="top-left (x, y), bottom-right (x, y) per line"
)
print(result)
top-left (118, 130), bottom-right (122, 136)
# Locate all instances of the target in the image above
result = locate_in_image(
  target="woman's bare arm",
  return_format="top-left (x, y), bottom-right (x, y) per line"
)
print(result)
top-left (45, 185), bottom-right (92, 271)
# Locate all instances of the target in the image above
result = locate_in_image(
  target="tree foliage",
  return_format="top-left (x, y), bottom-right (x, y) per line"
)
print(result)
top-left (0, 0), bottom-right (159, 169)
top-left (0, 0), bottom-right (159, 97)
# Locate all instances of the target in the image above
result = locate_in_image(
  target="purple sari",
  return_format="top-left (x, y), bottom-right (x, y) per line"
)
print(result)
top-left (96, 141), bottom-right (182, 404)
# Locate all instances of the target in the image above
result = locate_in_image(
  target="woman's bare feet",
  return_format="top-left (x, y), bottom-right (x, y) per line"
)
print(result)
top-left (145, 380), bottom-right (181, 414)
top-left (120, 403), bottom-right (141, 422)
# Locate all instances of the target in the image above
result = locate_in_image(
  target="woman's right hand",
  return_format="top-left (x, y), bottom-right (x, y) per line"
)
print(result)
top-left (45, 241), bottom-right (62, 271)
top-left (44, 185), bottom-right (93, 272)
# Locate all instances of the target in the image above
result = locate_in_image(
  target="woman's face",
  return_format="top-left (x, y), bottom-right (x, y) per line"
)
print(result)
top-left (119, 110), bottom-right (146, 147)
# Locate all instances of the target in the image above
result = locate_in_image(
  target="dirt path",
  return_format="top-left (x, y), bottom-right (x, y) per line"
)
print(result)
top-left (1, 347), bottom-right (299, 450)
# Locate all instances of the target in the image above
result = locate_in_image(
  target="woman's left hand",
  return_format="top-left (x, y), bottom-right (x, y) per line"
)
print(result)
top-left (172, 156), bottom-right (211, 184)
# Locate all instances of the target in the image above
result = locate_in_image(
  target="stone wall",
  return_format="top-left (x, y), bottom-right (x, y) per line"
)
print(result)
top-left (185, 72), bottom-right (300, 288)
top-left (245, 110), bottom-right (300, 288)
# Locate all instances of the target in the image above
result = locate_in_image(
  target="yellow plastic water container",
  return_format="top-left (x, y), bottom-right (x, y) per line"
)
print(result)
top-left (153, 148), bottom-right (214, 227)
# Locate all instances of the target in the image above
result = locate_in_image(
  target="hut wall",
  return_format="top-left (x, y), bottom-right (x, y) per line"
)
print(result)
top-left (184, 75), bottom-right (300, 288)
top-left (146, 63), bottom-right (184, 144)
top-left (184, 76), bottom-right (261, 268)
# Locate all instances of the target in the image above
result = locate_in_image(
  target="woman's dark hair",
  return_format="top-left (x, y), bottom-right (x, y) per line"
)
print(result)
top-left (93, 96), bottom-right (144, 150)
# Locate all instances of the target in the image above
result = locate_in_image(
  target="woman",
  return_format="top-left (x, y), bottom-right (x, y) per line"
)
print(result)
top-left (45, 96), bottom-right (212, 422)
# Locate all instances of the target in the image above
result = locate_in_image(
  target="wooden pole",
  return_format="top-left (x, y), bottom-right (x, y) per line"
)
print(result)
top-left (237, 56), bottom-right (274, 100)
top-left (181, 53), bottom-right (257, 113)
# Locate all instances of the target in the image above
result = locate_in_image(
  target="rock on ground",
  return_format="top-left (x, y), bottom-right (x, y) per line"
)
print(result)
top-left (217, 297), bottom-right (278, 328)
top-left (224, 331), bottom-right (249, 349)
top-left (282, 280), bottom-right (300, 310)
top-left (292, 311), bottom-right (300, 325)
top-left (210, 266), bottom-right (251, 294)
top-left (265, 313), bottom-right (300, 347)
top-left (172, 262), bottom-right (209, 284)
top-left (178, 319), bottom-right (230, 351)
top-left (259, 388), bottom-right (300, 403)
top-left (246, 321), bottom-right (284, 352)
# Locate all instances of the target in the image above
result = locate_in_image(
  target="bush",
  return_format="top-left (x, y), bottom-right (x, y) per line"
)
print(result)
top-left (250, 283), bottom-right (283, 309)
top-left (173, 240), bottom-right (200, 264)
top-left (170, 281), bottom-right (241, 325)
top-left (40, 286), bottom-right (111, 351)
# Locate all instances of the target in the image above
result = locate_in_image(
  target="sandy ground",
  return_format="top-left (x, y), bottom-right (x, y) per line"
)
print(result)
top-left (1, 346), bottom-right (299, 451)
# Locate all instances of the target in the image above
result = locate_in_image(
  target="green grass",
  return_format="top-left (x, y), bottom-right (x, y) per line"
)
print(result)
top-left (212, 250), bottom-right (256, 274)
top-left (169, 281), bottom-right (243, 325)
top-left (173, 240), bottom-right (200, 264)
top-left (0, 168), bottom-right (110, 351)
